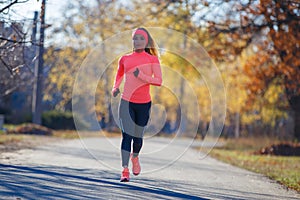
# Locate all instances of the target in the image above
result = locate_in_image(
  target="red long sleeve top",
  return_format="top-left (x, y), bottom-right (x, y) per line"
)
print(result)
top-left (112, 51), bottom-right (162, 103)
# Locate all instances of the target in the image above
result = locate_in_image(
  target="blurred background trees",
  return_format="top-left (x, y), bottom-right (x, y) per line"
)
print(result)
top-left (203, 0), bottom-right (299, 139)
top-left (0, 0), bottom-right (36, 123)
top-left (0, 0), bottom-right (299, 139)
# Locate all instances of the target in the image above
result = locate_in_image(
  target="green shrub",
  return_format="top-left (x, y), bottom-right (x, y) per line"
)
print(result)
top-left (42, 110), bottom-right (78, 130)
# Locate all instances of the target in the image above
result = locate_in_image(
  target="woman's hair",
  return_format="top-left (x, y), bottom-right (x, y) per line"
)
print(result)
top-left (135, 27), bottom-right (159, 57)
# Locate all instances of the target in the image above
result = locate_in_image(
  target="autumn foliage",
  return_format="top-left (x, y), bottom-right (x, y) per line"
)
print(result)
top-left (1, 0), bottom-right (299, 139)
top-left (205, 0), bottom-right (299, 139)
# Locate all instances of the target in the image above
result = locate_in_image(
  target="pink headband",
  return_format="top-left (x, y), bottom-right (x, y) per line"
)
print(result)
top-left (132, 29), bottom-right (148, 44)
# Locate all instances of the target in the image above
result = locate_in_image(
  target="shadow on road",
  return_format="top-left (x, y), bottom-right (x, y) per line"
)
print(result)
top-left (0, 164), bottom-right (208, 200)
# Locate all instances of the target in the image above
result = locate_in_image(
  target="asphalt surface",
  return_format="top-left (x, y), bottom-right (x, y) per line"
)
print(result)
top-left (0, 136), bottom-right (299, 200)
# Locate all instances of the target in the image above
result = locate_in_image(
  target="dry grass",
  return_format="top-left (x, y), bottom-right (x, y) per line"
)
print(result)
top-left (0, 127), bottom-right (120, 153)
top-left (217, 136), bottom-right (283, 151)
top-left (52, 130), bottom-right (121, 138)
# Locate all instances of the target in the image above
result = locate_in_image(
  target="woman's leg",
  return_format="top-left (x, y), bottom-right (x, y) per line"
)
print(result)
top-left (121, 132), bottom-right (132, 167)
top-left (132, 137), bottom-right (143, 157)
top-left (119, 99), bottom-right (136, 167)
top-left (132, 101), bottom-right (151, 157)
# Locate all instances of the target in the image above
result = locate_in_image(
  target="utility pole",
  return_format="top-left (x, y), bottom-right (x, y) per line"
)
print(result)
top-left (31, 11), bottom-right (38, 121)
top-left (32, 0), bottom-right (46, 125)
top-left (31, 11), bottom-right (38, 46)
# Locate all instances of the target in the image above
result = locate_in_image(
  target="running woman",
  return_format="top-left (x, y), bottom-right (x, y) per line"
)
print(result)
top-left (112, 27), bottom-right (162, 182)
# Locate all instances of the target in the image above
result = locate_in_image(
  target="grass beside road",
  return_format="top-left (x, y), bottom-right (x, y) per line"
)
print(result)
top-left (0, 133), bottom-right (24, 144)
top-left (204, 137), bottom-right (300, 192)
top-left (0, 130), bottom-right (120, 142)
top-left (0, 124), bottom-right (120, 152)
top-left (1, 123), bottom-right (121, 140)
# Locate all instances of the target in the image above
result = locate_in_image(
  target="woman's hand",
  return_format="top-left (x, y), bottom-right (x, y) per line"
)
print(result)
top-left (112, 88), bottom-right (120, 97)
top-left (133, 68), bottom-right (139, 77)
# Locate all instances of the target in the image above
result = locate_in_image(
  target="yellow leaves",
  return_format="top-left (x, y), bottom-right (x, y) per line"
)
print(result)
top-left (264, 82), bottom-right (282, 104)
top-left (73, 23), bottom-right (85, 36)
top-left (224, 43), bottom-right (291, 126)
top-left (242, 77), bottom-right (289, 127)
top-left (44, 46), bottom-right (90, 110)
top-left (225, 70), bottom-right (247, 111)
top-left (195, 85), bottom-right (211, 122)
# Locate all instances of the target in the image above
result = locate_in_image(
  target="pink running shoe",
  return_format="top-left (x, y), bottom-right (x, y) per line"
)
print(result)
top-left (120, 167), bottom-right (130, 182)
top-left (131, 154), bottom-right (141, 176)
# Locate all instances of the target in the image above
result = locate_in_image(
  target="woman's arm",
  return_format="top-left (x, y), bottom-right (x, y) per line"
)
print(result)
top-left (137, 57), bottom-right (162, 86)
top-left (112, 57), bottom-right (124, 94)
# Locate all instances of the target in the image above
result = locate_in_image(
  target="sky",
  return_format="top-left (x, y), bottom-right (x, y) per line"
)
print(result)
top-left (5, 0), bottom-right (129, 46)
top-left (4, 0), bottom-right (67, 46)
top-left (9, 0), bottom-right (66, 22)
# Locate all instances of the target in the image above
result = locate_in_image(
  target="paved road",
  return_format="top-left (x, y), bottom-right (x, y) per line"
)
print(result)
top-left (0, 136), bottom-right (299, 200)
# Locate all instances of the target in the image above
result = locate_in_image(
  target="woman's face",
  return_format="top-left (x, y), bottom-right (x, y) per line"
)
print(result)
top-left (133, 34), bottom-right (147, 50)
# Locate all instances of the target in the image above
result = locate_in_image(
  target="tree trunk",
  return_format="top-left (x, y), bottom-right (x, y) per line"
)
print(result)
top-left (175, 76), bottom-right (185, 133)
top-left (288, 95), bottom-right (300, 140)
top-left (234, 112), bottom-right (240, 138)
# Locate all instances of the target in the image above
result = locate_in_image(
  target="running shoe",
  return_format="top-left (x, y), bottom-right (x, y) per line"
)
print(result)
top-left (120, 167), bottom-right (130, 182)
top-left (131, 154), bottom-right (141, 176)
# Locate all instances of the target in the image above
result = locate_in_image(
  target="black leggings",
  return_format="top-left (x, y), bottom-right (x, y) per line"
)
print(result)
top-left (119, 99), bottom-right (151, 167)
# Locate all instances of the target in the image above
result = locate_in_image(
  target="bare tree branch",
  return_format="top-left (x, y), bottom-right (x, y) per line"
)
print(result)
top-left (0, 36), bottom-right (39, 46)
top-left (0, 0), bottom-right (29, 13)
top-left (0, 56), bottom-right (13, 75)
top-left (0, 0), bottom-right (18, 13)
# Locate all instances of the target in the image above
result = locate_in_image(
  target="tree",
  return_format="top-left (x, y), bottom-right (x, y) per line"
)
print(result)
top-left (0, 8), bottom-right (34, 97)
top-left (0, 0), bottom-right (34, 75)
top-left (141, 0), bottom-right (298, 138)
top-left (0, 0), bottom-right (36, 116)
top-left (199, 0), bottom-right (299, 139)
top-left (0, 21), bottom-right (35, 119)
top-left (43, 46), bottom-right (88, 110)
